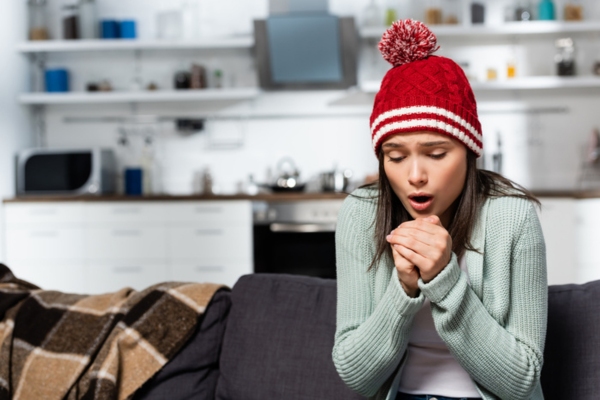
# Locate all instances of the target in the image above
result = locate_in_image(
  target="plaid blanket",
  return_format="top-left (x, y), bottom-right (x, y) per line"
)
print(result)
top-left (0, 264), bottom-right (228, 400)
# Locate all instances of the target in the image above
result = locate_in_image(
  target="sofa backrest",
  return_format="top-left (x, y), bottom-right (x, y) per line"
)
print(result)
top-left (214, 273), bottom-right (366, 400)
top-left (541, 280), bottom-right (600, 399)
top-left (136, 274), bottom-right (600, 399)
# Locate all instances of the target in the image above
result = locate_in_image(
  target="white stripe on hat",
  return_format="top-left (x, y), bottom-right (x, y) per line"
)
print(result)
top-left (371, 106), bottom-right (482, 144)
top-left (372, 118), bottom-right (482, 155)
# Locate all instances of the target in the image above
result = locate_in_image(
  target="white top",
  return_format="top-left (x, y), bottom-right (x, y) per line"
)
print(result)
top-left (398, 254), bottom-right (481, 398)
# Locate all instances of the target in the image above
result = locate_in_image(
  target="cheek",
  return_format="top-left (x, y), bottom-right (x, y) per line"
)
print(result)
top-left (441, 158), bottom-right (467, 196)
top-left (383, 163), bottom-right (405, 194)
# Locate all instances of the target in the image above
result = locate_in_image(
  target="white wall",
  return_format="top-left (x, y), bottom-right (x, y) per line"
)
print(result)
top-left (0, 1), bottom-right (33, 262)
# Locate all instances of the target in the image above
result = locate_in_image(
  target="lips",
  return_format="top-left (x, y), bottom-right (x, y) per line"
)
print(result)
top-left (408, 193), bottom-right (434, 212)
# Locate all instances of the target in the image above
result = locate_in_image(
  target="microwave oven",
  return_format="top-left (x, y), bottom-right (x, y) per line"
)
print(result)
top-left (16, 148), bottom-right (117, 196)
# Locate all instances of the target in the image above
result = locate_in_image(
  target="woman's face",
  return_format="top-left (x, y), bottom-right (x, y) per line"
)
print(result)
top-left (381, 131), bottom-right (468, 228)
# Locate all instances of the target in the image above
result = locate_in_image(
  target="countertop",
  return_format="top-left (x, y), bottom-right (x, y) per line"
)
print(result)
top-left (4, 190), bottom-right (600, 203)
top-left (2, 192), bottom-right (350, 203)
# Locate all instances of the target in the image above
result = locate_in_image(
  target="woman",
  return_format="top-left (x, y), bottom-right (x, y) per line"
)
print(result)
top-left (332, 20), bottom-right (547, 400)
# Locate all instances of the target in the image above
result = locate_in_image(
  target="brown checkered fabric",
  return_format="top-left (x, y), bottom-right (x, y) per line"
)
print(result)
top-left (0, 264), bottom-right (228, 400)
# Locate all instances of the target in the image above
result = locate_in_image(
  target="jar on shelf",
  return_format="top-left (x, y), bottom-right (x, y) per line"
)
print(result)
top-left (555, 37), bottom-right (576, 76)
top-left (425, 0), bottom-right (443, 25)
top-left (62, 4), bottom-right (80, 40)
top-left (362, 0), bottom-right (382, 28)
top-left (79, 0), bottom-right (98, 39)
top-left (28, 0), bottom-right (49, 41)
top-left (564, 0), bottom-right (583, 21)
top-left (444, 0), bottom-right (462, 25)
top-left (514, 0), bottom-right (533, 21)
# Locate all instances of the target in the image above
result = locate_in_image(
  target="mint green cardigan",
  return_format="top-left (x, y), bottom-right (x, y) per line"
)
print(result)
top-left (332, 188), bottom-right (547, 400)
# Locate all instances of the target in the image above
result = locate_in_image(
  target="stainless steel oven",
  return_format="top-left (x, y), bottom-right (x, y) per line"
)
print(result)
top-left (253, 200), bottom-right (344, 279)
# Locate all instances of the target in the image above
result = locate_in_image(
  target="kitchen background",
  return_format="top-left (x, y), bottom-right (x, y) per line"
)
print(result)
top-left (1, 0), bottom-right (600, 292)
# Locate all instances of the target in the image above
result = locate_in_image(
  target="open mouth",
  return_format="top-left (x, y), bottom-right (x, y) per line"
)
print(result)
top-left (411, 196), bottom-right (432, 203)
top-left (408, 194), bottom-right (434, 211)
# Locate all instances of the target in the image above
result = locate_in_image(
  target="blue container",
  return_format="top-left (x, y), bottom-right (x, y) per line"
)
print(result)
top-left (101, 20), bottom-right (120, 39)
top-left (124, 167), bottom-right (143, 195)
top-left (120, 20), bottom-right (137, 39)
top-left (538, 0), bottom-right (555, 20)
top-left (45, 69), bottom-right (69, 92)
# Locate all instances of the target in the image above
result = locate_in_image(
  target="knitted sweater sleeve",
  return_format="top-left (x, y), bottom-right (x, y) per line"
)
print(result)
top-left (332, 195), bottom-right (424, 397)
top-left (418, 200), bottom-right (548, 400)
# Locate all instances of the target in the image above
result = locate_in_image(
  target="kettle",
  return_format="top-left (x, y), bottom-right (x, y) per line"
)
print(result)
top-left (269, 157), bottom-right (305, 192)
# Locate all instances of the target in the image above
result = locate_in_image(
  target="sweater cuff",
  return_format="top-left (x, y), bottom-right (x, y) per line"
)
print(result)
top-left (388, 270), bottom-right (424, 316)
top-left (417, 252), bottom-right (462, 304)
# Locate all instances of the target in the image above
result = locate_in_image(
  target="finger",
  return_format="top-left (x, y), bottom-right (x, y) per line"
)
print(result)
top-left (392, 236), bottom-right (438, 260)
top-left (389, 228), bottom-right (437, 248)
top-left (394, 244), bottom-right (431, 270)
top-left (423, 215), bottom-right (443, 227)
top-left (391, 246), bottom-right (420, 278)
top-left (398, 219), bottom-right (442, 235)
top-left (390, 244), bottom-right (413, 265)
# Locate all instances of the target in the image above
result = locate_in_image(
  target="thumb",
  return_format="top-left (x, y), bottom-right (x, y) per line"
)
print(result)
top-left (425, 215), bottom-right (442, 226)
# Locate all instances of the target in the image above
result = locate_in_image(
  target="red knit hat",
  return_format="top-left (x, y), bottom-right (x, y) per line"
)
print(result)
top-left (371, 19), bottom-right (483, 157)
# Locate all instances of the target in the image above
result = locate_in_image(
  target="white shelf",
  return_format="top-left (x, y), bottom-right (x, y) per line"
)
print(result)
top-left (18, 88), bottom-right (261, 105)
top-left (17, 37), bottom-right (254, 53)
top-left (360, 20), bottom-right (600, 39)
top-left (361, 76), bottom-right (600, 93)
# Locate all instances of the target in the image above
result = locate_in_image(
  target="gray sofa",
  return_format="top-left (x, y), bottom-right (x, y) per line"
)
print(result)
top-left (134, 274), bottom-right (600, 400)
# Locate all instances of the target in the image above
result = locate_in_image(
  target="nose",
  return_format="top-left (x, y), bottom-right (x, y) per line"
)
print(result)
top-left (407, 158), bottom-right (427, 187)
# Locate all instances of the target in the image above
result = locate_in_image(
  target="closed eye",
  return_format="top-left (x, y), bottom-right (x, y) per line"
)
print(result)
top-left (430, 153), bottom-right (446, 159)
top-left (388, 156), bottom-right (405, 163)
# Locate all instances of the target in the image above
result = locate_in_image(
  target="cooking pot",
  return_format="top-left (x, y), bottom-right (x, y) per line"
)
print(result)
top-left (320, 168), bottom-right (353, 192)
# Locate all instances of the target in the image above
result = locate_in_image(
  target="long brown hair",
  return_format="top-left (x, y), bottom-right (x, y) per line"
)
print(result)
top-left (362, 149), bottom-right (540, 271)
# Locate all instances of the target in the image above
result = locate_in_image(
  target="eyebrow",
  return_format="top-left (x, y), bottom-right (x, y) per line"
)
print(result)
top-left (382, 140), bottom-right (451, 149)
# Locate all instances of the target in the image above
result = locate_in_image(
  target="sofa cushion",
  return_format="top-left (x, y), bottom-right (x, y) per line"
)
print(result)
top-left (541, 279), bottom-right (600, 399)
top-left (215, 273), bottom-right (365, 400)
top-left (133, 288), bottom-right (232, 400)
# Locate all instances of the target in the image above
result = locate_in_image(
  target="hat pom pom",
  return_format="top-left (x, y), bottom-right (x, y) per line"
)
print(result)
top-left (378, 19), bottom-right (440, 67)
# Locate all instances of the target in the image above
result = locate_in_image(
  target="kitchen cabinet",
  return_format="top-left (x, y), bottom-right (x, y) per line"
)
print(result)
top-left (3, 200), bottom-right (252, 293)
top-left (575, 199), bottom-right (600, 284)
top-left (537, 198), bottom-right (578, 285)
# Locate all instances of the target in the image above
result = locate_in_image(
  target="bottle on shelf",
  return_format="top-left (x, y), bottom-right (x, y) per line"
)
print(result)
top-left (384, 0), bottom-right (398, 26)
top-left (507, 48), bottom-right (517, 79)
top-left (78, 0), bottom-right (97, 39)
top-left (28, 0), bottom-right (49, 41)
top-left (507, 59), bottom-right (517, 79)
top-left (62, 4), bottom-right (80, 40)
top-left (538, 0), bottom-right (555, 21)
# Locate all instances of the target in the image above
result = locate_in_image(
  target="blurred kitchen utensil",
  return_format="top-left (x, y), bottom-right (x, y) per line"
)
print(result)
top-left (268, 157), bottom-right (305, 192)
top-left (555, 37), bottom-right (576, 76)
top-left (586, 128), bottom-right (600, 165)
top-left (320, 168), bottom-right (353, 192)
